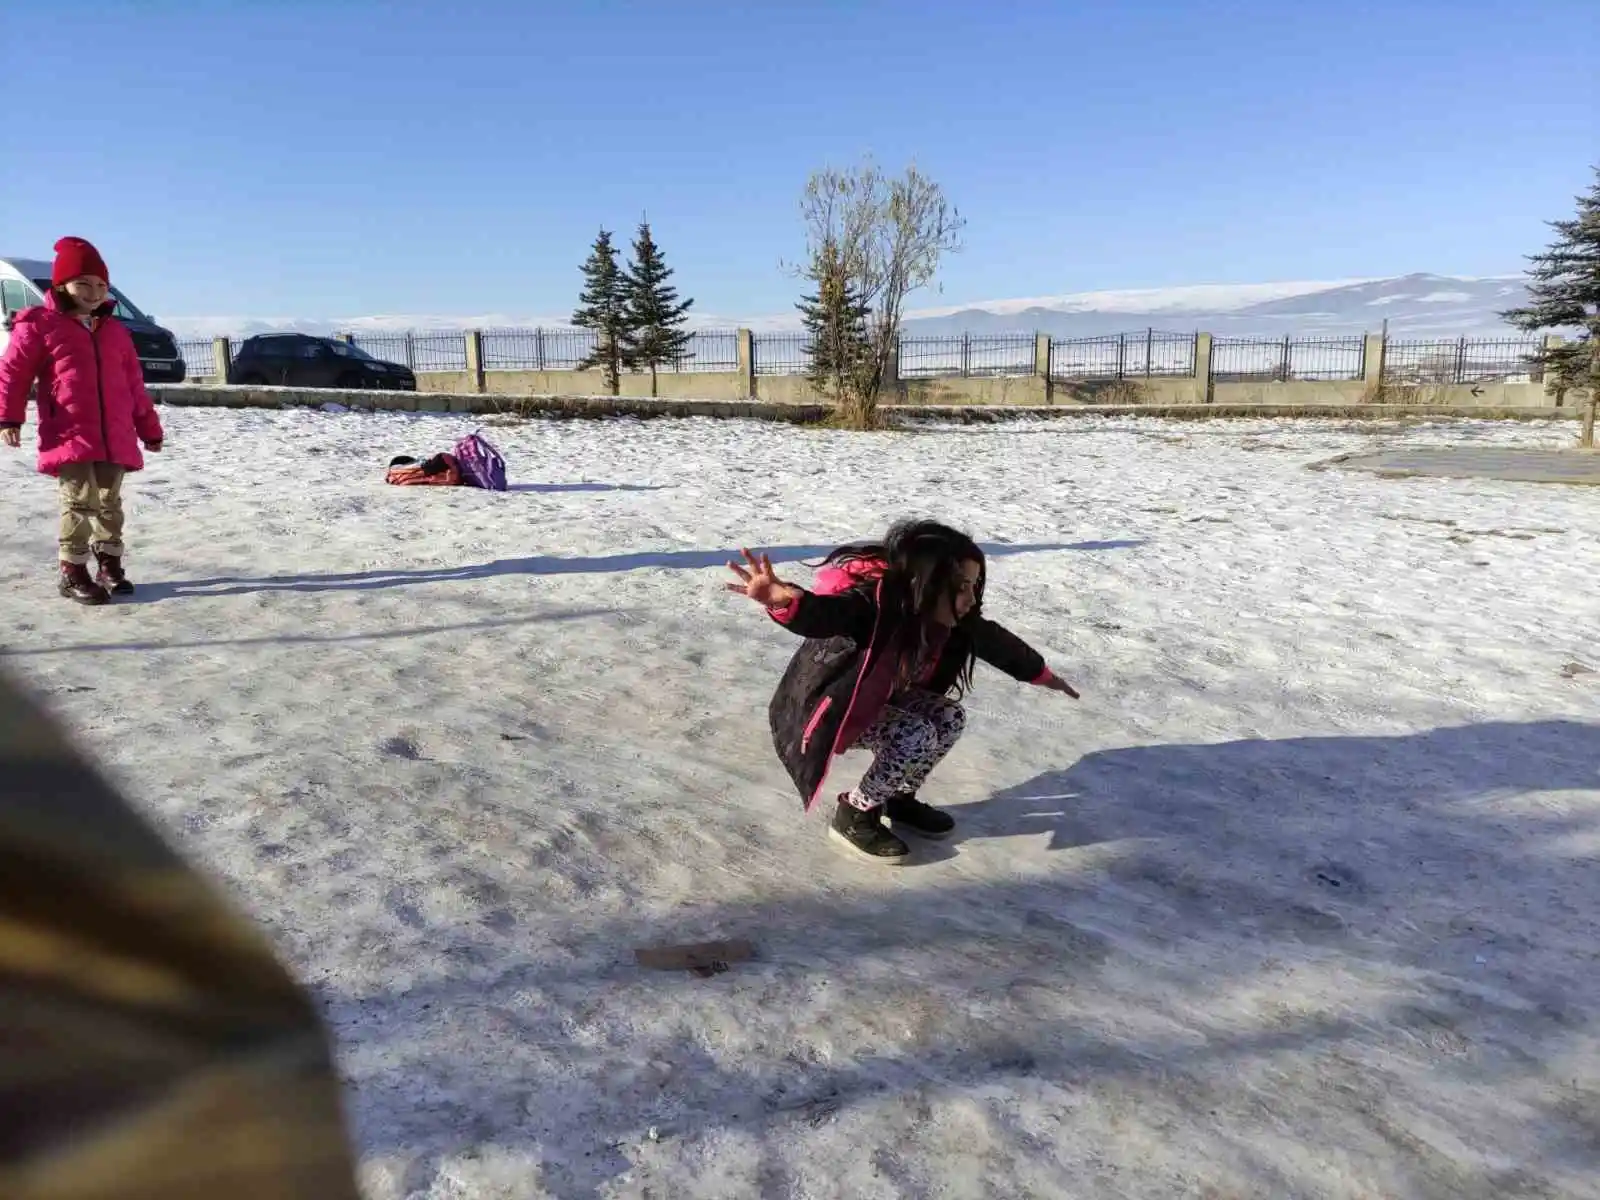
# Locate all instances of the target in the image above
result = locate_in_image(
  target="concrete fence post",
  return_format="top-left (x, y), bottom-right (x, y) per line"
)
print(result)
top-left (1537, 334), bottom-right (1562, 388)
top-left (885, 335), bottom-right (901, 401)
top-left (1194, 332), bottom-right (1214, 403)
top-left (1034, 332), bottom-right (1052, 405)
top-left (1363, 332), bottom-right (1386, 392)
top-left (211, 337), bottom-right (231, 382)
top-left (465, 330), bottom-right (486, 394)
top-left (736, 328), bottom-right (755, 399)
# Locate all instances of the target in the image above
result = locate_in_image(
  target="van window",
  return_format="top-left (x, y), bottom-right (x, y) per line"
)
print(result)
top-left (1, 279), bottom-right (37, 315)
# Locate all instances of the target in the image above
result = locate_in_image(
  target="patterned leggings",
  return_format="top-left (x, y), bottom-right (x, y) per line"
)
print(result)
top-left (845, 689), bottom-right (968, 811)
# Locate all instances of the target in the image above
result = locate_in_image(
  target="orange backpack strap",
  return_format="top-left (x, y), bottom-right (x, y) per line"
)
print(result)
top-left (386, 453), bottom-right (461, 486)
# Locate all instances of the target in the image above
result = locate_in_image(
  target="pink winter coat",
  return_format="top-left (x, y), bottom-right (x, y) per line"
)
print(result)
top-left (0, 291), bottom-right (164, 476)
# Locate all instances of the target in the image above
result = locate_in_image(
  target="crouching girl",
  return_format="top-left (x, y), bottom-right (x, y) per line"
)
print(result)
top-left (727, 519), bottom-right (1079, 864)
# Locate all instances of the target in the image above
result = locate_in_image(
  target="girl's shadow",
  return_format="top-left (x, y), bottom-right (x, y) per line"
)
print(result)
top-left (898, 833), bottom-right (964, 866)
top-left (505, 482), bottom-right (667, 494)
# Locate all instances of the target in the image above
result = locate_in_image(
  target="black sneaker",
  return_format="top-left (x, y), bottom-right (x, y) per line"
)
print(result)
top-left (886, 792), bottom-right (956, 839)
top-left (829, 796), bottom-right (910, 864)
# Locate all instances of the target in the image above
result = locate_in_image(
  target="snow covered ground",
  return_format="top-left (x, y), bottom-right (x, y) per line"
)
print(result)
top-left (2, 409), bottom-right (1597, 1199)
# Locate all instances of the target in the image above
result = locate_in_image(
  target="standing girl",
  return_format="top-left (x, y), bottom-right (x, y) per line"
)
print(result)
top-left (727, 519), bottom-right (1080, 864)
top-left (0, 237), bottom-right (165, 604)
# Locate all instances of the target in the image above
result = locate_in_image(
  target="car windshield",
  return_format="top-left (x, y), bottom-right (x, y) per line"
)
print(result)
top-left (109, 287), bottom-right (151, 323)
top-left (326, 340), bottom-right (376, 360)
top-left (30, 278), bottom-right (151, 324)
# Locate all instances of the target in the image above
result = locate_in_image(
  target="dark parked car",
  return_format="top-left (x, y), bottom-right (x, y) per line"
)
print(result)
top-left (226, 334), bottom-right (417, 390)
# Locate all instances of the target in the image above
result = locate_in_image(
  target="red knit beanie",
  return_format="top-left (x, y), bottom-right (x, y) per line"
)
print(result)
top-left (51, 237), bottom-right (110, 287)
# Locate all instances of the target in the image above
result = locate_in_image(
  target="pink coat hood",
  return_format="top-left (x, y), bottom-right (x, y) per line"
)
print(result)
top-left (811, 557), bottom-right (885, 596)
top-left (0, 291), bottom-right (163, 476)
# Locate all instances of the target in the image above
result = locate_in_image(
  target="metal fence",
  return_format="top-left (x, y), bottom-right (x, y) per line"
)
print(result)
top-left (1209, 335), bottom-right (1366, 383)
top-left (332, 327), bottom-right (744, 373)
top-left (899, 333), bottom-right (1036, 379)
top-left (177, 337), bottom-right (219, 379)
top-left (346, 332), bottom-right (409, 367)
top-left (1048, 330), bottom-right (1197, 380)
top-left (1381, 337), bottom-right (1541, 385)
top-left (347, 331), bottom-right (469, 372)
top-left (481, 327), bottom-right (597, 371)
top-left (672, 329), bottom-right (740, 372)
top-left (751, 332), bottom-right (814, 375)
top-left (174, 325), bottom-right (1553, 389)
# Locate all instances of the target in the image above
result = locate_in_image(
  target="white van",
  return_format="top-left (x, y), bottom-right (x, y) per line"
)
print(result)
top-left (0, 256), bottom-right (187, 383)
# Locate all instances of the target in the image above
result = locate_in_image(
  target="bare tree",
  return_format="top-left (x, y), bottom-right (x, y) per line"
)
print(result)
top-left (797, 159), bottom-right (965, 428)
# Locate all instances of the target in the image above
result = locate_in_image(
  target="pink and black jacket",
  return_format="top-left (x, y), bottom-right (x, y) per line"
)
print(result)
top-left (765, 558), bottom-right (1059, 812)
top-left (0, 291), bottom-right (163, 477)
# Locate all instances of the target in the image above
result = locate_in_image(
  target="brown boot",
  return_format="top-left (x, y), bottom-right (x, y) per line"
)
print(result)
top-left (94, 550), bottom-right (134, 596)
top-left (59, 561), bottom-right (110, 606)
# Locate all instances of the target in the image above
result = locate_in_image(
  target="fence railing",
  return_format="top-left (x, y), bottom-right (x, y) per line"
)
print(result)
top-left (347, 332), bottom-right (469, 372)
top-left (898, 333), bottom-right (1036, 379)
top-left (1048, 330), bottom-right (1197, 380)
top-left (751, 332), bottom-right (813, 375)
top-left (175, 326), bottom-right (1558, 390)
top-left (1210, 335), bottom-right (1366, 383)
top-left (481, 327), bottom-right (596, 371)
top-left (177, 337), bottom-right (219, 379)
top-left (1381, 337), bottom-right (1541, 385)
top-left (670, 329), bottom-right (740, 373)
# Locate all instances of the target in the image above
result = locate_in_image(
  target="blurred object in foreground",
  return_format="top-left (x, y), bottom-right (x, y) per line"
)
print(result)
top-left (0, 667), bottom-right (360, 1200)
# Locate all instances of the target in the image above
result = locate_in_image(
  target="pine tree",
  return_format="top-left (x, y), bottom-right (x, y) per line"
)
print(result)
top-left (621, 219), bottom-right (694, 397)
top-left (571, 228), bottom-right (632, 395)
top-left (797, 237), bottom-right (873, 401)
top-left (1502, 164), bottom-right (1600, 447)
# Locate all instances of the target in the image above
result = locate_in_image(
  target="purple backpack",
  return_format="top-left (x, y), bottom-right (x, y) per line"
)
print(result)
top-left (452, 430), bottom-right (507, 491)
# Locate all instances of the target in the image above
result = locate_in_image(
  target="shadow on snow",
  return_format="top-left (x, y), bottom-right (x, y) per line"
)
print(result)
top-left (128, 539), bottom-right (1147, 602)
top-left (315, 718), bottom-right (1600, 1197)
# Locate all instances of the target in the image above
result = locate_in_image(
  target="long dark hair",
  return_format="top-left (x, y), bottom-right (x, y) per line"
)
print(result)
top-left (821, 518), bottom-right (987, 695)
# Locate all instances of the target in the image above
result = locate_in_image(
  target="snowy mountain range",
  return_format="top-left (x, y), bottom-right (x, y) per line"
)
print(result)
top-left (163, 273), bottom-right (1532, 341)
top-left (898, 274), bottom-right (1532, 339)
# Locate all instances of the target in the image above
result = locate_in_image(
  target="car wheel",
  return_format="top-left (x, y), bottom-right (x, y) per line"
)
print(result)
top-left (237, 372), bottom-right (267, 386)
top-left (335, 371), bottom-right (362, 389)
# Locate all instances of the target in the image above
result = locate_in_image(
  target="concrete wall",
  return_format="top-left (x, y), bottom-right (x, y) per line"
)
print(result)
top-left (412, 369), bottom-right (1060, 407)
top-left (754, 372), bottom-right (1053, 407)
top-left (149, 384), bottom-right (1574, 427)
top-left (1209, 380), bottom-right (1554, 408)
top-left (414, 369), bottom-right (762, 401)
top-left (403, 370), bottom-right (1555, 411)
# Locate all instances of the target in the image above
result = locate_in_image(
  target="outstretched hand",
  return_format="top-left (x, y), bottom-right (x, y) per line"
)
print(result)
top-left (725, 548), bottom-right (801, 610)
top-left (1044, 674), bottom-right (1080, 699)
top-left (1, 427), bottom-right (19, 449)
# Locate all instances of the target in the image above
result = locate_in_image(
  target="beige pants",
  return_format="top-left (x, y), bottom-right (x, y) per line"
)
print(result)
top-left (57, 462), bottom-right (127, 565)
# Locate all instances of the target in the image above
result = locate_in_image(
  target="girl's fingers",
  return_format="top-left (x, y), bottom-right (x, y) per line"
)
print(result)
top-left (727, 561), bottom-right (752, 579)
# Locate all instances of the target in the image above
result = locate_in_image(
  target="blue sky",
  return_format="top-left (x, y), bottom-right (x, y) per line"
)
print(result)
top-left (5, 0), bottom-right (1595, 321)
